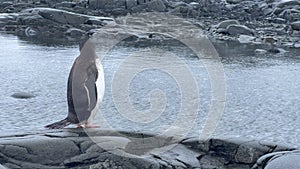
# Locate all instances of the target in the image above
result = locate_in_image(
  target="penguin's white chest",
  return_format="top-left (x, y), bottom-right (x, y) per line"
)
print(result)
top-left (88, 59), bottom-right (105, 122)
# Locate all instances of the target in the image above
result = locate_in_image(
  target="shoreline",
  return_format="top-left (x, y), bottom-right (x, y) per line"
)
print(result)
top-left (0, 129), bottom-right (298, 169)
top-left (0, 0), bottom-right (299, 50)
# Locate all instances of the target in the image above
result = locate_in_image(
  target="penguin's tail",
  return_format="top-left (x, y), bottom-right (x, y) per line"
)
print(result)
top-left (44, 118), bottom-right (71, 129)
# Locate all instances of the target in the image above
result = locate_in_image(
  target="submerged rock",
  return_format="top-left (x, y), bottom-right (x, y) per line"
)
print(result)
top-left (11, 92), bottom-right (35, 99)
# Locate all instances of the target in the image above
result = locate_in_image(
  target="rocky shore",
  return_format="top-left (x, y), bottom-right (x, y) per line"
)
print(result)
top-left (1, 1), bottom-right (300, 169)
top-left (0, 0), bottom-right (300, 49)
top-left (0, 129), bottom-right (298, 169)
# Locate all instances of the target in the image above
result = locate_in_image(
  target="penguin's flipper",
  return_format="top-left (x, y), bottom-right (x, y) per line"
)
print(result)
top-left (44, 118), bottom-right (71, 129)
top-left (71, 64), bottom-right (98, 122)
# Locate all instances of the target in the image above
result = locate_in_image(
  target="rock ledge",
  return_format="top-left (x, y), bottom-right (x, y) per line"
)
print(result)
top-left (0, 129), bottom-right (297, 169)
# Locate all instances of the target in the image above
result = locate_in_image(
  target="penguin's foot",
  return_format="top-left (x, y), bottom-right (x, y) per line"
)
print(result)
top-left (77, 124), bottom-right (84, 128)
top-left (85, 122), bottom-right (99, 128)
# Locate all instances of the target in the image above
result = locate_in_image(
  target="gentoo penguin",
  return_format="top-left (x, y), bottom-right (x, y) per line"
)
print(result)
top-left (45, 38), bottom-right (105, 129)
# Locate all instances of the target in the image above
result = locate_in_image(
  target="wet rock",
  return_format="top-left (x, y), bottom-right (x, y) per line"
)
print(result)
top-left (169, 145), bottom-right (201, 168)
top-left (198, 155), bottom-right (226, 169)
top-left (130, 0), bottom-right (167, 13)
top-left (22, 8), bottom-right (113, 25)
top-left (291, 21), bottom-right (300, 31)
top-left (210, 138), bottom-right (241, 160)
top-left (8, 3), bottom-right (35, 12)
top-left (278, 9), bottom-right (300, 22)
top-left (0, 164), bottom-right (7, 169)
top-left (65, 28), bottom-right (86, 38)
top-left (3, 25), bottom-right (18, 32)
top-left (89, 0), bottom-right (125, 10)
top-left (126, 0), bottom-right (138, 10)
top-left (11, 92), bottom-right (35, 99)
top-left (2, 145), bottom-right (29, 159)
top-left (87, 0), bottom-right (101, 9)
top-left (0, 130), bottom-right (297, 169)
top-left (55, 2), bottom-right (76, 9)
top-left (111, 8), bottom-right (128, 16)
top-left (265, 152), bottom-right (300, 169)
top-left (263, 36), bottom-right (277, 44)
top-left (268, 47), bottom-right (287, 54)
top-left (181, 138), bottom-right (210, 152)
top-left (31, 8), bottom-right (88, 25)
top-left (238, 35), bottom-right (256, 44)
top-left (226, 24), bottom-right (254, 35)
top-left (271, 17), bottom-right (287, 24)
top-left (255, 49), bottom-right (268, 54)
top-left (85, 18), bottom-right (104, 25)
top-left (170, 4), bottom-right (191, 15)
top-left (0, 2), bottom-right (13, 9)
top-left (226, 0), bottom-right (244, 4)
top-left (235, 143), bottom-right (264, 164)
top-left (294, 43), bottom-right (300, 48)
top-left (216, 19), bottom-right (240, 29)
top-left (24, 26), bottom-right (38, 37)
top-left (3, 7), bottom-right (114, 40)
top-left (146, 0), bottom-right (166, 12)
top-left (0, 13), bottom-right (18, 29)
top-left (17, 14), bottom-right (52, 26)
top-left (276, 0), bottom-right (300, 9)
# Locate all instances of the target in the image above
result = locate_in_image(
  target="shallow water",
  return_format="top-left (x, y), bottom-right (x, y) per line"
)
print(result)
top-left (0, 33), bottom-right (300, 146)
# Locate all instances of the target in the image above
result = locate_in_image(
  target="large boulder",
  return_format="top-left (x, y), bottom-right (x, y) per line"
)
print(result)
top-left (21, 8), bottom-right (105, 25)
top-left (20, 8), bottom-right (113, 25)
top-left (14, 8), bottom-right (114, 38)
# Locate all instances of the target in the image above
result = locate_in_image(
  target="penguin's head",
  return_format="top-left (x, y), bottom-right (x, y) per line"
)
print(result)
top-left (79, 37), bottom-right (96, 54)
top-left (79, 32), bottom-right (96, 51)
